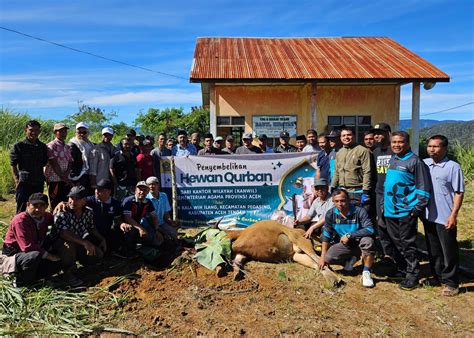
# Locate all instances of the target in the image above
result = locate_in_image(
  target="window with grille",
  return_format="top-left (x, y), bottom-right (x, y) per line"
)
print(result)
top-left (327, 115), bottom-right (372, 144)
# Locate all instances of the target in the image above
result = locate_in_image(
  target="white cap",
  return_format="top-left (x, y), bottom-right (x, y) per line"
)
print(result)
top-left (101, 127), bottom-right (114, 135)
top-left (215, 136), bottom-right (224, 142)
top-left (76, 122), bottom-right (89, 130)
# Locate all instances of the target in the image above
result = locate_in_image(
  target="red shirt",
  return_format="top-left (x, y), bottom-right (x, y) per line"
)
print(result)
top-left (136, 153), bottom-right (153, 180)
top-left (3, 212), bottom-right (54, 255)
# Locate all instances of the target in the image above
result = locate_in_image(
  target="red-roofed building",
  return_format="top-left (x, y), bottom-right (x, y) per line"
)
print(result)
top-left (190, 37), bottom-right (449, 150)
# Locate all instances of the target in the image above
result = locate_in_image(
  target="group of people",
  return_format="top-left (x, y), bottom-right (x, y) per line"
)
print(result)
top-left (294, 124), bottom-right (464, 295)
top-left (1, 120), bottom-right (465, 297)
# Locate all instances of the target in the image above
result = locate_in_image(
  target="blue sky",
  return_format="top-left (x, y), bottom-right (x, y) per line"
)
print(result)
top-left (1, 0), bottom-right (473, 125)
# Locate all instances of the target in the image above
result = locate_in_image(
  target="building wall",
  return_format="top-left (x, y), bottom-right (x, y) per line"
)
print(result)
top-left (214, 83), bottom-right (400, 134)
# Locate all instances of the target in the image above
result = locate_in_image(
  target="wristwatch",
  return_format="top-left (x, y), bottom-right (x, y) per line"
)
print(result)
top-left (346, 233), bottom-right (352, 240)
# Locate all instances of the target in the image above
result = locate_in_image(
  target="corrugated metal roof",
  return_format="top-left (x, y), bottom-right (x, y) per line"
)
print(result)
top-left (190, 37), bottom-right (449, 83)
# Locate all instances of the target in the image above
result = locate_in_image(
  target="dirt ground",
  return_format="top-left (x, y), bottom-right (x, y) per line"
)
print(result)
top-left (1, 197), bottom-right (473, 336)
top-left (85, 240), bottom-right (473, 336)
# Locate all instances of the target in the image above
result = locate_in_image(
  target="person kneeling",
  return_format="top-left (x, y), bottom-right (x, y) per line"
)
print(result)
top-left (2, 193), bottom-right (62, 287)
top-left (319, 189), bottom-right (376, 288)
top-left (121, 181), bottom-right (164, 256)
top-left (52, 186), bottom-right (106, 286)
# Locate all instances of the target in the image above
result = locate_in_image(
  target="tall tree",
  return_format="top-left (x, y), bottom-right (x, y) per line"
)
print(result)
top-left (66, 102), bottom-right (117, 133)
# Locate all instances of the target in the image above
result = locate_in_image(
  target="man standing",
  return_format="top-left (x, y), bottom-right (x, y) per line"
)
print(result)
top-left (319, 189), bottom-right (375, 288)
top-left (137, 139), bottom-right (154, 181)
top-left (2, 193), bottom-right (62, 287)
top-left (371, 123), bottom-right (396, 262)
top-left (45, 123), bottom-right (73, 210)
top-left (257, 134), bottom-right (273, 153)
top-left (315, 133), bottom-right (331, 180)
top-left (363, 130), bottom-right (376, 152)
top-left (383, 131), bottom-right (432, 291)
top-left (115, 129), bottom-right (140, 158)
top-left (198, 133), bottom-right (225, 155)
top-left (295, 135), bottom-right (307, 152)
top-left (190, 132), bottom-right (202, 152)
top-left (213, 136), bottom-right (225, 152)
top-left (331, 126), bottom-right (372, 209)
top-left (222, 135), bottom-right (236, 154)
top-left (327, 130), bottom-right (341, 185)
top-left (172, 130), bottom-right (197, 156)
top-left (423, 135), bottom-right (464, 296)
top-left (274, 131), bottom-right (297, 153)
top-left (69, 122), bottom-right (95, 193)
top-left (151, 134), bottom-right (171, 180)
top-left (10, 120), bottom-right (49, 213)
top-left (295, 178), bottom-right (335, 239)
top-left (89, 127), bottom-right (115, 190)
top-left (235, 133), bottom-right (263, 154)
top-left (302, 129), bottom-right (321, 153)
top-left (53, 186), bottom-right (107, 286)
top-left (110, 137), bottom-right (138, 201)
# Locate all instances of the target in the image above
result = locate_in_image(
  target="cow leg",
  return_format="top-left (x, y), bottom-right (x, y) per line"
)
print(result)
top-left (233, 253), bottom-right (247, 281)
top-left (292, 244), bottom-right (319, 269)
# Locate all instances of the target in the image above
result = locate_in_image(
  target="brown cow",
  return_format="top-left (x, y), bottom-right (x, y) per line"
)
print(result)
top-left (223, 220), bottom-right (342, 287)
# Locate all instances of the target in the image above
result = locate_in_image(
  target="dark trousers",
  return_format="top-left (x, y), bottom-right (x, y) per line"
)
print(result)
top-left (47, 181), bottom-right (70, 211)
top-left (385, 215), bottom-right (420, 280)
top-left (53, 239), bottom-right (103, 271)
top-left (348, 191), bottom-right (371, 215)
top-left (15, 181), bottom-right (44, 214)
top-left (324, 237), bottom-right (375, 266)
top-left (15, 251), bottom-right (62, 287)
top-left (375, 193), bottom-right (398, 259)
top-left (422, 220), bottom-right (459, 288)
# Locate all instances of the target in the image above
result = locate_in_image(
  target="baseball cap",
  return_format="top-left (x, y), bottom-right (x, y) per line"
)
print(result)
top-left (314, 178), bottom-right (329, 187)
top-left (96, 179), bottom-right (113, 190)
top-left (28, 193), bottom-right (49, 205)
top-left (371, 123), bottom-right (391, 133)
top-left (145, 176), bottom-right (160, 184)
top-left (126, 129), bottom-right (137, 137)
top-left (177, 130), bottom-right (188, 137)
top-left (327, 130), bottom-right (340, 139)
top-left (53, 123), bottom-right (69, 132)
top-left (203, 133), bottom-right (214, 139)
top-left (226, 135), bottom-right (234, 141)
top-left (68, 186), bottom-right (88, 199)
top-left (75, 122), bottom-right (88, 130)
top-left (258, 134), bottom-right (268, 140)
top-left (215, 136), bottom-right (224, 142)
top-left (101, 127), bottom-right (114, 135)
top-left (242, 132), bottom-right (253, 140)
top-left (136, 181), bottom-right (148, 188)
top-left (280, 131), bottom-right (290, 138)
top-left (142, 139), bottom-right (152, 146)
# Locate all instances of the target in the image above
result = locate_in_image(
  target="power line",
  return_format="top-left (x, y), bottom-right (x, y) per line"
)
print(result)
top-left (0, 26), bottom-right (188, 80)
top-left (421, 101), bottom-right (474, 116)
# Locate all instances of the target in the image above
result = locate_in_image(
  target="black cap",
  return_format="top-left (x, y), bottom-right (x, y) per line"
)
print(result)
top-left (28, 193), bottom-right (49, 205)
top-left (258, 134), bottom-right (268, 140)
top-left (96, 179), bottom-right (113, 190)
top-left (371, 123), bottom-right (391, 133)
top-left (177, 130), bottom-right (187, 137)
top-left (296, 134), bottom-right (306, 141)
top-left (203, 133), bottom-right (214, 139)
top-left (280, 131), bottom-right (290, 138)
top-left (68, 186), bottom-right (88, 199)
top-left (126, 129), bottom-right (137, 137)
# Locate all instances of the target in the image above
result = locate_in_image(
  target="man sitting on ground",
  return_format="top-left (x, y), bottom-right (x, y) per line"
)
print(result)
top-left (146, 176), bottom-right (179, 242)
top-left (53, 186), bottom-right (107, 286)
top-left (319, 189), bottom-right (376, 288)
top-left (295, 178), bottom-right (335, 239)
top-left (2, 193), bottom-right (62, 287)
top-left (121, 181), bottom-right (164, 253)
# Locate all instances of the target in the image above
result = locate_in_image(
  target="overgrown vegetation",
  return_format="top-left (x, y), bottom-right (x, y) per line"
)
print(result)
top-left (0, 278), bottom-right (123, 335)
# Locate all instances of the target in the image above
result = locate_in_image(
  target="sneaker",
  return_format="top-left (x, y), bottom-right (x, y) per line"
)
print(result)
top-left (343, 256), bottom-right (358, 272)
top-left (399, 278), bottom-right (418, 291)
top-left (441, 285), bottom-right (459, 297)
top-left (361, 271), bottom-right (375, 288)
top-left (62, 272), bottom-right (83, 287)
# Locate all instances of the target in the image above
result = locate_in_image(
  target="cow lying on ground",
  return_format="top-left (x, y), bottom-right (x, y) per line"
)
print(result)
top-left (223, 220), bottom-right (342, 287)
